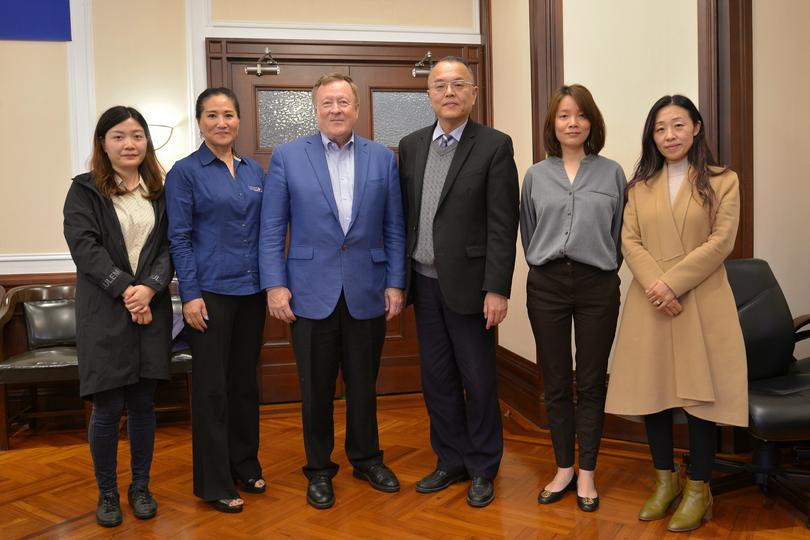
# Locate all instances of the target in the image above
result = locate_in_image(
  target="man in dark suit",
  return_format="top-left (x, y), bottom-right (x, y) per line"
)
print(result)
top-left (260, 73), bottom-right (406, 509)
top-left (398, 56), bottom-right (519, 507)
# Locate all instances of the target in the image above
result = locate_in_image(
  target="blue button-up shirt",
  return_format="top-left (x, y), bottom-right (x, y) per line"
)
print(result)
top-left (165, 143), bottom-right (265, 302)
top-left (321, 132), bottom-right (355, 235)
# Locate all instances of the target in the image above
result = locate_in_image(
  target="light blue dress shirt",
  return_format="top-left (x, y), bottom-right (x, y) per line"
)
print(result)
top-left (431, 120), bottom-right (468, 147)
top-left (321, 132), bottom-right (355, 235)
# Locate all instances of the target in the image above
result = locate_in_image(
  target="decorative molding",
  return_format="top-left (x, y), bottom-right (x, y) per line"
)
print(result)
top-left (200, 0), bottom-right (480, 43)
top-left (187, 0), bottom-right (481, 120)
top-left (0, 254), bottom-right (75, 275)
top-left (66, 0), bottom-right (96, 177)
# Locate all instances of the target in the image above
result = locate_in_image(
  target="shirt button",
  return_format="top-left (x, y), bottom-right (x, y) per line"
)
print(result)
top-left (564, 232), bottom-right (568, 235)
top-left (567, 212), bottom-right (571, 216)
top-left (241, 223), bottom-right (246, 228)
top-left (568, 192), bottom-right (572, 196)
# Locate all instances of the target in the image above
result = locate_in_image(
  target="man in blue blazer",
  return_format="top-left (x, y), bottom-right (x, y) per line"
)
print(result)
top-left (260, 73), bottom-right (406, 509)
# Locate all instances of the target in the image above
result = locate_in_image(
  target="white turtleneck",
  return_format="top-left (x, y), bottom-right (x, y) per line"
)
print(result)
top-left (668, 158), bottom-right (689, 206)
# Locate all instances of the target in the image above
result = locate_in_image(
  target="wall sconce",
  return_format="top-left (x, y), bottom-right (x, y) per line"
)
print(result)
top-left (149, 124), bottom-right (174, 150)
top-left (412, 51), bottom-right (433, 78)
top-left (245, 47), bottom-right (280, 77)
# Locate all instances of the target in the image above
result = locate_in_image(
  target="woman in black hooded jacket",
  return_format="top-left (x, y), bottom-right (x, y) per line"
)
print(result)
top-left (63, 106), bottom-right (172, 528)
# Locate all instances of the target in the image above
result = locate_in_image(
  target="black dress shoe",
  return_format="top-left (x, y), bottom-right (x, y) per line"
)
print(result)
top-left (96, 491), bottom-right (122, 527)
top-left (467, 477), bottom-right (495, 507)
top-left (128, 484), bottom-right (157, 520)
top-left (415, 469), bottom-right (469, 493)
top-left (538, 473), bottom-right (577, 504)
top-left (307, 475), bottom-right (335, 509)
top-left (577, 494), bottom-right (600, 512)
top-left (352, 463), bottom-right (400, 492)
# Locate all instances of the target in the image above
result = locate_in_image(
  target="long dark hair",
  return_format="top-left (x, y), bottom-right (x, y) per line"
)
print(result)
top-left (91, 106), bottom-right (164, 200)
top-left (627, 95), bottom-right (726, 222)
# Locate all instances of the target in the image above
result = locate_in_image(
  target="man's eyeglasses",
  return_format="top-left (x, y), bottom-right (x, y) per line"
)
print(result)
top-left (429, 80), bottom-right (475, 93)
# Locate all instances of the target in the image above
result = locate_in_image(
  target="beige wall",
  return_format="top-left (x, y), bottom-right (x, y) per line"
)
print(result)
top-left (211, 0), bottom-right (474, 28)
top-left (490, 0), bottom-right (534, 361)
top-left (492, 0), bottom-right (700, 363)
top-left (753, 0), bottom-right (810, 358)
top-left (0, 41), bottom-right (72, 253)
top-left (93, 0), bottom-right (190, 175)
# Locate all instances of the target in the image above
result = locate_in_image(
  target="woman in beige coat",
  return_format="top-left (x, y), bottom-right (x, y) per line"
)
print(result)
top-left (605, 95), bottom-right (747, 533)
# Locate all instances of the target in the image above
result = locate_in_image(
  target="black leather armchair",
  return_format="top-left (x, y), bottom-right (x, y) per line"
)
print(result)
top-left (710, 258), bottom-right (810, 527)
top-left (0, 284), bottom-right (81, 450)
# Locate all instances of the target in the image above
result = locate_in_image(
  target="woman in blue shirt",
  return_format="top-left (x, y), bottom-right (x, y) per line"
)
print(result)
top-left (165, 88), bottom-right (266, 513)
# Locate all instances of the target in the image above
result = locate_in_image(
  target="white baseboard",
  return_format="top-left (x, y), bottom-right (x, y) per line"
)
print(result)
top-left (0, 253), bottom-right (76, 275)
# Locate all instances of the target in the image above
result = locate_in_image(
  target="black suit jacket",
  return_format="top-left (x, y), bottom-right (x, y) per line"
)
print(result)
top-left (398, 120), bottom-right (519, 315)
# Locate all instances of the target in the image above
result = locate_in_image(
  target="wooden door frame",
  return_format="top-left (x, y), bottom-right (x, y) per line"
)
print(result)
top-left (528, 0), bottom-right (753, 259)
top-left (205, 39), bottom-right (491, 127)
top-left (517, 0), bottom-right (754, 449)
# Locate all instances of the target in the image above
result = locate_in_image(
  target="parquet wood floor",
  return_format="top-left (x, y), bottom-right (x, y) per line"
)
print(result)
top-left (1, 394), bottom-right (809, 539)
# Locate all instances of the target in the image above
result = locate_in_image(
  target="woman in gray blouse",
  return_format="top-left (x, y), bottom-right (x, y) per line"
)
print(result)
top-left (520, 84), bottom-right (626, 512)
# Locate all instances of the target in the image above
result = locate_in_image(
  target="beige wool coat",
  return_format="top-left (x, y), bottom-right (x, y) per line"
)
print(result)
top-left (604, 166), bottom-right (748, 427)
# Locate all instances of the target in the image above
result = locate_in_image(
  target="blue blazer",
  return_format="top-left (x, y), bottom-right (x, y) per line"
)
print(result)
top-left (260, 133), bottom-right (406, 320)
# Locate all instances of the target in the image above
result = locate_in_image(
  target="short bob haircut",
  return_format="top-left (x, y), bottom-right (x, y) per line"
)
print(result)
top-left (91, 106), bottom-right (164, 200)
top-left (543, 84), bottom-right (605, 158)
top-left (311, 73), bottom-right (360, 106)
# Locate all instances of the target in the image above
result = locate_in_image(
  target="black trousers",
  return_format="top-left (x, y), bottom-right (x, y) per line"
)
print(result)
top-left (645, 409), bottom-right (717, 482)
top-left (89, 379), bottom-right (158, 493)
top-left (413, 272), bottom-right (503, 480)
top-left (526, 259), bottom-right (620, 470)
top-left (290, 293), bottom-right (386, 479)
top-left (187, 291), bottom-right (266, 501)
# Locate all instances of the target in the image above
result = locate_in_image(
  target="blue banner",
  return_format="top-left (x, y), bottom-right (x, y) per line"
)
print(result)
top-left (0, 0), bottom-right (71, 41)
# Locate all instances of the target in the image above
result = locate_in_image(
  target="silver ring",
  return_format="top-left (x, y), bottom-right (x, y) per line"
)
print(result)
top-left (654, 300), bottom-right (662, 306)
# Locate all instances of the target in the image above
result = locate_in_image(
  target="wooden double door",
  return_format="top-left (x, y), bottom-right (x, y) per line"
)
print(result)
top-left (206, 39), bottom-right (487, 403)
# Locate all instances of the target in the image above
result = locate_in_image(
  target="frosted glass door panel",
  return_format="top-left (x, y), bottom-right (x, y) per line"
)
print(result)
top-left (372, 91), bottom-right (435, 147)
top-left (258, 90), bottom-right (317, 148)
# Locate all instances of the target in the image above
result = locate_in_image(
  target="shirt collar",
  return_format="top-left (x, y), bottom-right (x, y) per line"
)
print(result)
top-left (197, 141), bottom-right (241, 166)
top-left (114, 174), bottom-right (148, 194)
top-left (432, 120), bottom-right (468, 144)
top-left (320, 132), bottom-right (355, 152)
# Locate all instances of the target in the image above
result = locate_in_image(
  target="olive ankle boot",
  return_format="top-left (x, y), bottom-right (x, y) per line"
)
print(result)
top-left (638, 465), bottom-right (682, 521)
top-left (667, 477), bottom-right (712, 532)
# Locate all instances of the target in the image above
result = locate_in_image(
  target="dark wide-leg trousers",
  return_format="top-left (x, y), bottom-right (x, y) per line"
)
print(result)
top-left (526, 259), bottom-right (620, 470)
top-left (290, 293), bottom-right (386, 479)
top-left (187, 291), bottom-right (266, 501)
top-left (413, 272), bottom-right (503, 480)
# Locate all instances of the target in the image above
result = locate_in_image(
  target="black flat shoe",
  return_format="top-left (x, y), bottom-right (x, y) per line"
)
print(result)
top-left (128, 484), bottom-right (157, 520)
top-left (415, 469), bottom-right (470, 493)
top-left (538, 473), bottom-right (577, 504)
top-left (577, 494), bottom-right (600, 512)
top-left (352, 463), bottom-right (400, 493)
top-left (209, 498), bottom-right (244, 513)
top-left (307, 475), bottom-right (335, 509)
top-left (467, 477), bottom-right (495, 508)
top-left (235, 477), bottom-right (267, 494)
top-left (96, 491), bottom-right (122, 527)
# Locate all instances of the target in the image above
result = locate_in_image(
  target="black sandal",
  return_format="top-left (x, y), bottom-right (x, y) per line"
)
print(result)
top-left (235, 477), bottom-right (266, 494)
top-left (210, 498), bottom-right (243, 513)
